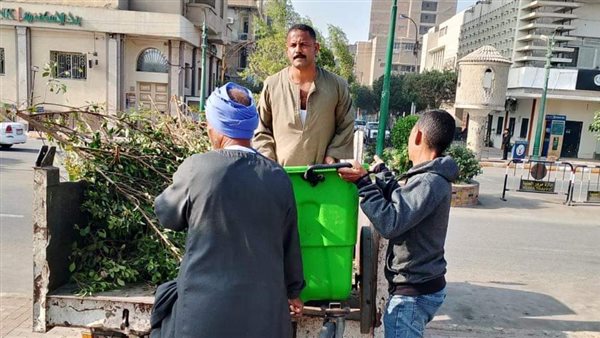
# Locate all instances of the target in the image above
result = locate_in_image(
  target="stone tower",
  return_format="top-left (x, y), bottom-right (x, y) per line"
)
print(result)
top-left (455, 45), bottom-right (512, 159)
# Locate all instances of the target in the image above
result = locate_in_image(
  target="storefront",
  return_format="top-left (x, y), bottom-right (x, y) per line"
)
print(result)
top-left (1, 2), bottom-right (224, 115)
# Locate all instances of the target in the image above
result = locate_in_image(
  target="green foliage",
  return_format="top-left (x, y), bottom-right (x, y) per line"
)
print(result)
top-left (20, 109), bottom-right (210, 295)
top-left (407, 70), bottom-right (457, 110)
top-left (372, 74), bottom-right (415, 115)
top-left (590, 111), bottom-right (600, 139)
top-left (373, 70), bottom-right (458, 115)
top-left (350, 83), bottom-right (378, 113)
top-left (327, 25), bottom-right (355, 84)
top-left (381, 115), bottom-right (419, 174)
top-left (446, 145), bottom-right (482, 184)
top-left (390, 115), bottom-right (419, 150)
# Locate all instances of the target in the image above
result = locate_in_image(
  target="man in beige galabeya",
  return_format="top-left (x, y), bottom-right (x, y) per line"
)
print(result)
top-left (253, 24), bottom-right (354, 166)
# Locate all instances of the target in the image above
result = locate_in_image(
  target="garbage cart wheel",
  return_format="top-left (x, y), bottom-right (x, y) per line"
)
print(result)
top-left (359, 226), bottom-right (378, 333)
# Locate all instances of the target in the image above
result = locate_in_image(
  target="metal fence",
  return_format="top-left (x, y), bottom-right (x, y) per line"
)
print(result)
top-left (500, 159), bottom-right (574, 204)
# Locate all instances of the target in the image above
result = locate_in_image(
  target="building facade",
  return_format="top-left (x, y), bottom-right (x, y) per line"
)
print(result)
top-left (421, 0), bottom-right (600, 159)
top-left (420, 11), bottom-right (465, 72)
top-left (224, 0), bottom-right (262, 84)
top-left (354, 0), bottom-right (457, 86)
top-left (0, 0), bottom-right (232, 115)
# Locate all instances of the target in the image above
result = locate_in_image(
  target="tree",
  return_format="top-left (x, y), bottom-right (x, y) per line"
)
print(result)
top-left (372, 74), bottom-right (414, 116)
top-left (241, 0), bottom-right (300, 84)
top-left (409, 70), bottom-right (458, 110)
top-left (350, 83), bottom-right (378, 114)
top-left (327, 25), bottom-right (355, 84)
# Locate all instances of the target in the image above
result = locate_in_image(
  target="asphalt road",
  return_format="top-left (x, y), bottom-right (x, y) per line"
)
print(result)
top-left (1, 139), bottom-right (599, 336)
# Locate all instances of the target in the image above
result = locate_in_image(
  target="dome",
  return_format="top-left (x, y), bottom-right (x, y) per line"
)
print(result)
top-left (459, 45), bottom-right (512, 64)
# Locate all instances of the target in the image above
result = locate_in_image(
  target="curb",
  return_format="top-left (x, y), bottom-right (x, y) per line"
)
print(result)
top-left (480, 161), bottom-right (600, 174)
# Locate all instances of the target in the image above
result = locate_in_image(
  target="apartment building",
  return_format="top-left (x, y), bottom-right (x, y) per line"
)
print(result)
top-left (354, 0), bottom-right (457, 86)
top-left (224, 0), bottom-right (263, 83)
top-left (421, 0), bottom-right (600, 159)
top-left (0, 0), bottom-right (231, 114)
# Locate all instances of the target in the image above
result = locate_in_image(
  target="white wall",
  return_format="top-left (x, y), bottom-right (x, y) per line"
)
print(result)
top-left (0, 27), bottom-right (18, 107)
top-left (30, 29), bottom-right (107, 110)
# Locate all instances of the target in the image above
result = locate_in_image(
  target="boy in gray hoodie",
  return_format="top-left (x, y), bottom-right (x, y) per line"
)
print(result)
top-left (339, 110), bottom-right (459, 338)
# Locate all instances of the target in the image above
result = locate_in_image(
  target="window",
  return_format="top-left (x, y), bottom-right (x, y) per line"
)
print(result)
top-left (137, 48), bottom-right (169, 73)
top-left (420, 13), bottom-right (436, 24)
top-left (402, 43), bottom-right (415, 51)
top-left (239, 48), bottom-right (247, 69)
top-left (439, 27), bottom-right (448, 37)
top-left (50, 51), bottom-right (87, 80)
top-left (520, 118), bottom-right (529, 138)
top-left (185, 63), bottom-right (190, 89)
top-left (393, 42), bottom-right (401, 50)
top-left (419, 25), bottom-right (432, 35)
top-left (496, 116), bottom-right (504, 135)
top-left (0, 48), bottom-right (4, 75)
top-left (422, 1), bottom-right (438, 11)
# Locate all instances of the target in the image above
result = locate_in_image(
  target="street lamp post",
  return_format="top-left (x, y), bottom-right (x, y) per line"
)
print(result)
top-left (375, 0), bottom-right (398, 156)
top-left (399, 14), bottom-right (419, 73)
top-left (532, 30), bottom-right (559, 159)
top-left (199, 20), bottom-right (208, 112)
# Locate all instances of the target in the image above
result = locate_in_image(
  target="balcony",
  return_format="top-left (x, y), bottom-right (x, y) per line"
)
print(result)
top-left (522, 1), bottom-right (582, 11)
top-left (519, 23), bottom-right (576, 32)
top-left (516, 45), bottom-right (575, 53)
top-left (186, 3), bottom-right (231, 44)
top-left (520, 12), bottom-right (577, 22)
top-left (514, 56), bottom-right (572, 63)
top-left (517, 34), bottom-right (577, 42)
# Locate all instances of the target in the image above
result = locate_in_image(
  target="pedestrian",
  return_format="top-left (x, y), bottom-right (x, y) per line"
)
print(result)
top-left (502, 128), bottom-right (512, 160)
top-left (253, 23), bottom-right (354, 166)
top-left (150, 82), bottom-right (305, 338)
top-left (338, 110), bottom-right (459, 338)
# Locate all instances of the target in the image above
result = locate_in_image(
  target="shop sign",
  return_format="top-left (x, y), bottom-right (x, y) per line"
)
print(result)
top-left (519, 179), bottom-right (555, 193)
top-left (587, 190), bottom-right (600, 203)
top-left (1, 7), bottom-right (82, 26)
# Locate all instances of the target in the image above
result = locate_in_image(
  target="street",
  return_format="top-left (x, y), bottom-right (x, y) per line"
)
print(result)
top-left (0, 139), bottom-right (599, 337)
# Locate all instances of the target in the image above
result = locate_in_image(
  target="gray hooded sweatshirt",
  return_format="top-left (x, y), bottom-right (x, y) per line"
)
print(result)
top-left (357, 156), bottom-right (459, 295)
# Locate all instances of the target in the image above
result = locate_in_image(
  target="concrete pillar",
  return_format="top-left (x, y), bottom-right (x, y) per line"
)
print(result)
top-left (169, 40), bottom-right (182, 114)
top-left (107, 33), bottom-right (123, 115)
top-left (466, 110), bottom-right (489, 160)
top-left (32, 167), bottom-right (59, 333)
top-left (16, 26), bottom-right (30, 110)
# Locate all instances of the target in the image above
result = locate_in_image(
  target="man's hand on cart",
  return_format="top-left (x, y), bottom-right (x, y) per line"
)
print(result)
top-left (338, 156), bottom-right (389, 183)
top-left (289, 298), bottom-right (304, 317)
top-left (338, 160), bottom-right (367, 182)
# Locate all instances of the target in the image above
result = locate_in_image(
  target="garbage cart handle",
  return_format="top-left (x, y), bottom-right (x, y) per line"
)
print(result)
top-left (303, 162), bottom-right (353, 187)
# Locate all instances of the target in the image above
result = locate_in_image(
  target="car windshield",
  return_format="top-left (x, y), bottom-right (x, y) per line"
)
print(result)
top-left (366, 122), bottom-right (378, 129)
top-left (355, 120), bottom-right (366, 126)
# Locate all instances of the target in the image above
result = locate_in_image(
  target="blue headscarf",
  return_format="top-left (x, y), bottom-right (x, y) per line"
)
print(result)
top-left (205, 82), bottom-right (258, 140)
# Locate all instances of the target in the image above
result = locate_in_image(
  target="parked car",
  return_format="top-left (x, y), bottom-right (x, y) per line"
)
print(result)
top-left (0, 120), bottom-right (27, 149)
top-left (354, 119), bottom-right (366, 132)
top-left (365, 122), bottom-right (390, 142)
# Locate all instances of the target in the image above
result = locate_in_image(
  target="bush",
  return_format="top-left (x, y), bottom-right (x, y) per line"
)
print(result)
top-left (382, 115), bottom-right (420, 174)
top-left (391, 115), bottom-right (419, 149)
top-left (446, 144), bottom-right (482, 184)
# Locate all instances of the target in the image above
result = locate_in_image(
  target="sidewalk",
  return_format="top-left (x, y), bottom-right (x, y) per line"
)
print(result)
top-left (0, 294), bottom-right (80, 338)
top-left (2, 294), bottom-right (598, 338)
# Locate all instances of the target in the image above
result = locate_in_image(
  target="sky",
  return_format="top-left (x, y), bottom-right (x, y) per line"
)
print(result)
top-left (290, 0), bottom-right (478, 43)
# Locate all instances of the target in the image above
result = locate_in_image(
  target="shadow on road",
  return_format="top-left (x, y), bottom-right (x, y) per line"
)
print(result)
top-left (437, 282), bottom-right (600, 333)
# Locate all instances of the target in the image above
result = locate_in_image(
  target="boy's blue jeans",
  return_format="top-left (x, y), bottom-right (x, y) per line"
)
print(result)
top-left (383, 288), bottom-right (446, 338)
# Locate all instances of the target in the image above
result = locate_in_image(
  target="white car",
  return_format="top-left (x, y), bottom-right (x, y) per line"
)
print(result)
top-left (0, 121), bottom-right (27, 149)
top-left (365, 122), bottom-right (390, 141)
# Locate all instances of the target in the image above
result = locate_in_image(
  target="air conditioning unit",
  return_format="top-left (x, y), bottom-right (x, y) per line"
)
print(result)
top-left (226, 17), bottom-right (234, 25)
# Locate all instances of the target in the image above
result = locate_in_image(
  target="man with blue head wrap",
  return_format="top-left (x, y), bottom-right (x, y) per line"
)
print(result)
top-left (151, 83), bottom-right (305, 338)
